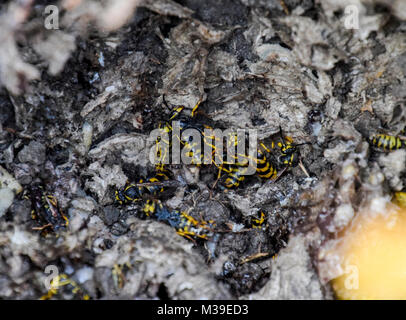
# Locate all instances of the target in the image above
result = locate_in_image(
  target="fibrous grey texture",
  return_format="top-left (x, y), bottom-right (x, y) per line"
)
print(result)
top-left (0, 0), bottom-right (405, 300)
top-left (243, 234), bottom-right (324, 300)
top-left (0, 165), bottom-right (22, 217)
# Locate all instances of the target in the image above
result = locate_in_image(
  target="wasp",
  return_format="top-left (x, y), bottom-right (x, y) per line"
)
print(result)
top-left (175, 211), bottom-right (215, 241)
top-left (272, 126), bottom-right (310, 169)
top-left (210, 131), bottom-right (256, 188)
top-left (199, 126), bottom-right (240, 178)
top-left (182, 134), bottom-right (205, 166)
top-left (40, 274), bottom-right (90, 300)
top-left (277, 140), bottom-right (299, 167)
top-left (112, 263), bottom-right (131, 291)
top-left (369, 134), bottom-right (405, 152)
top-left (115, 172), bottom-right (170, 205)
top-left (155, 95), bottom-right (203, 170)
top-left (222, 128), bottom-right (309, 188)
top-left (222, 165), bottom-right (249, 188)
top-left (148, 200), bottom-right (215, 241)
top-left (268, 127), bottom-right (310, 178)
top-left (255, 146), bottom-right (278, 179)
top-left (28, 184), bottom-right (68, 233)
top-left (221, 143), bottom-right (277, 188)
top-left (250, 211), bottom-right (267, 229)
top-left (153, 201), bottom-right (182, 226)
top-left (142, 198), bottom-right (164, 217)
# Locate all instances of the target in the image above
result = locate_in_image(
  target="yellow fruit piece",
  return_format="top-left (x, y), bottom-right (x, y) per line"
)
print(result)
top-left (332, 206), bottom-right (406, 300)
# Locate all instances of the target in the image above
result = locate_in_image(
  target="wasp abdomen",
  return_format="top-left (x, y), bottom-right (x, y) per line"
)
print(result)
top-left (255, 150), bottom-right (278, 179)
top-left (115, 172), bottom-right (170, 205)
top-left (29, 185), bottom-right (68, 233)
top-left (224, 166), bottom-right (248, 188)
top-left (370, 134), bottom-right (404, 151)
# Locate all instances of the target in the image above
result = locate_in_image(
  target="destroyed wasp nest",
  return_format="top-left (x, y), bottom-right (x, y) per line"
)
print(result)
top-left (0, 0), bottom-right (405, 299)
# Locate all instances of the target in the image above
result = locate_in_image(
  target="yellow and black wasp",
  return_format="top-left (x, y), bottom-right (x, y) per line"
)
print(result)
top-left (40, 274), bottom-right (90, 300)
top-left (115, 171), bottom-right (170, 205)
top-left (264, 126), bottom-right (310, 179)
top-left (175, 211), bottom-right (215, 241)
top-left (223, 165), bottom-right (250, 188)
top-left (218, 131), bottom-right (277, 180)
top-left (155, 95), bottom-right (203, 170)
top-left (250, 210), bottom-right (267, 229)
top-left (272, 126), bottom-right (310, 170)
top-left (182, 132), bottom-right (206, 166)
top-left (154, 96), bottom-right (185, 171)
top-left (369, 133), bottom-right (406, 152)
top-left (112, 263), bottom-right (131, 291)
top-left (221, 150), bottom-right (277, 188)
top-left (142, 198), bottom-right (165, 217)
top-left (219, 139), bottom-right (272, 189)
top-left (220, 127), bottom-right (309, 188)
top-left (254, 144), bottom-right (278, 180)
top-left (207, 131), bottom-right (254, 188)
top-left (145, 199), bottom-right (215, 241)
top-left (28, 184), bottom-right (69, 233)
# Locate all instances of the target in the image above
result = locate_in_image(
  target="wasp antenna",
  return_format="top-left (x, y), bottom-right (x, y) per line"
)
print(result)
top-left (272, 166), bottom-right (288, 183)
top-left (279, 125), bottom-right (287, 147)
top-left (298, 159), bottom-right (310, 178)
top-left (293, 142), bottom-right (311, 147)
top-left (191, 98), bottom-right (202, 118)
top-left (162, 94), bottom-right (171, 111)
top-left (279, 125), bottom-right (283, 136)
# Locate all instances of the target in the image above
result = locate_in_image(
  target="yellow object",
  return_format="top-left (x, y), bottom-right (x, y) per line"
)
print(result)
top-left (332, 206), bottom-right (406, 299)
top-left (40, 274), bottom-right (89, 300)
top-left (394, 192), bottom-right (406, 208)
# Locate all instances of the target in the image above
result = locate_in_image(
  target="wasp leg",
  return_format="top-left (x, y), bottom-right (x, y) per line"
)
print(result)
top-left (191, 99), bottom-right (202, 118)
top-left (298, 159), bottom-right (310, 178)
top-left (177, 231), bottom-right (197, 245)
top-left (32, 223), bottom-right (52, 231)
top-left (271, 166), bottom-right (288, 183)
top-left (212, 163), bottom-right (231, 189)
